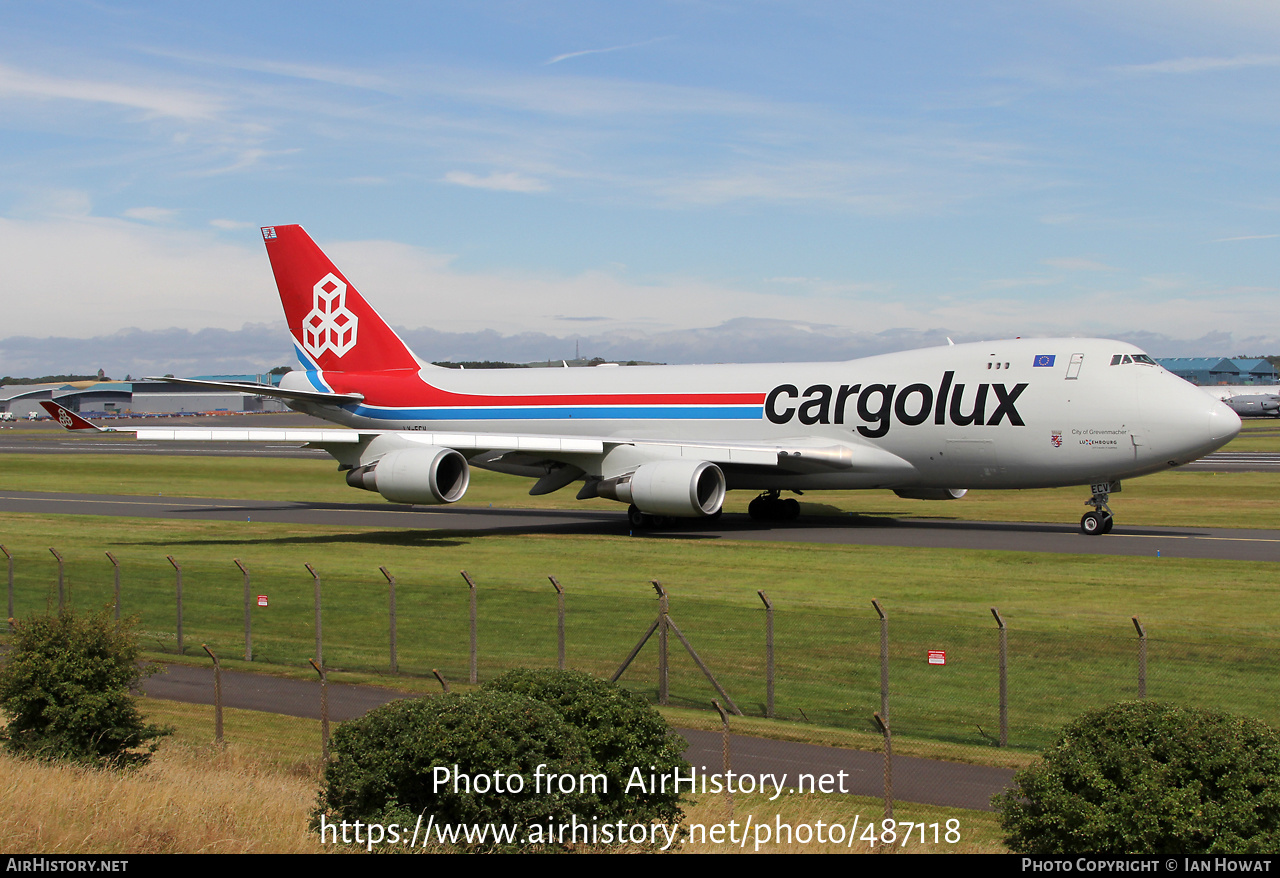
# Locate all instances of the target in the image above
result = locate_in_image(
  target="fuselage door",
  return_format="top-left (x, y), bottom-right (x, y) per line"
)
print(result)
top-left (1065, 353), bottom-right (1084, 380)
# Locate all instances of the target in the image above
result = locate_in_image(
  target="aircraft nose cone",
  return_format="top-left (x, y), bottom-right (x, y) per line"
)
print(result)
top-left (1208, 400), bottom-right (1242, 443)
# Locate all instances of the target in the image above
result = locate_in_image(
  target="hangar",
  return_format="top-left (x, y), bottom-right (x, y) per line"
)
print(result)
top-left (0, 375), bottom-right (288, 418)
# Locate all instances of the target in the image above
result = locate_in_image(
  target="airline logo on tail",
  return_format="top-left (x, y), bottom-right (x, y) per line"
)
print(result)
top-left (302, 273), bottom-right (359, 359)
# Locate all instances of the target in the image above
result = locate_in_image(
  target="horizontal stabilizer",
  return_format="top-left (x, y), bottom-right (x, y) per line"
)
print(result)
top-left (144, 376), bottom-right (363, 405)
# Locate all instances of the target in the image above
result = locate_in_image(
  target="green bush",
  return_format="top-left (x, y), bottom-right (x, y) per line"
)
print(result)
top-left (483, 668), bottom-right (689, 824)
top-left (0, 608), bottom-right (170, 767)
top-left (317, 690), bottom-right (603, 849)
top-left (993, 701), bottom-right (1280, 854)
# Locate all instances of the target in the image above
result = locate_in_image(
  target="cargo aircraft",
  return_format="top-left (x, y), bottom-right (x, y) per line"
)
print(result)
top-left (44, 224), bottom-right (1242, 535)
top-left (1201, 385), bottom-right (1280, 418)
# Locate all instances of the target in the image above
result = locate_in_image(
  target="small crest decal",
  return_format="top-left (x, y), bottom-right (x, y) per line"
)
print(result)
top-left (261, 227), bottom-right (277, 240)
top-left (1050, 431), bottom-right (1063, 447)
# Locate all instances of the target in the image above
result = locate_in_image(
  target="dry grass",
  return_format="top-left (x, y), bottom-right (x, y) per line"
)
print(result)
top-left (0, 742), bottom-right (329, 854)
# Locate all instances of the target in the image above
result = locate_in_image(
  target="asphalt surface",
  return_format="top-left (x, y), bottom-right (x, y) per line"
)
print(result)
top-left (1, 489), bottom-right (1277, 561)
top-left (141, 663), bottom-right (1015, 812)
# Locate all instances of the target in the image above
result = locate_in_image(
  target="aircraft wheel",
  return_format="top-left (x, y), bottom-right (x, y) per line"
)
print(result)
top-left (1100, 513), bottom-right (1114, 534)
top-left (628, 504), bottom-right (653, 530)
top-left (782, 498), bottom-right (801, 520)
top-left (1080, 511), bottom-right (1105, 535)
top-left (748, 496), bottom-right (771, 521)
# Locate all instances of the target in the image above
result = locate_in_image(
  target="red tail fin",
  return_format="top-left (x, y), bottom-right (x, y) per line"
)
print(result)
top-left (261, 225), bottom-right (422, 373)
top-left (40, 401), bottom-right (105, 431)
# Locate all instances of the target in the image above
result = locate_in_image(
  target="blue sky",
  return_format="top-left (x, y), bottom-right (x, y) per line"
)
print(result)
top-left (2, 1), bottom-right (1279, 375)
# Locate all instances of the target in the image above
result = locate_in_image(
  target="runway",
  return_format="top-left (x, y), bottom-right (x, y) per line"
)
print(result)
top-left (1, 489), bottom-right (1277, 561)
top-left (2, 414), bottom-right (1277, 560)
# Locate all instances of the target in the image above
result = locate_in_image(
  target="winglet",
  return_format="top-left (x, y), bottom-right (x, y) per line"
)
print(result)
top-left (39, 401), bottom-right (110, 432)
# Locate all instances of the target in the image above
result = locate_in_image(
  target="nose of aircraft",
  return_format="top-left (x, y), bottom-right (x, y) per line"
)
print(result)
top-left (1207, 398), bottom-right (1243, 444)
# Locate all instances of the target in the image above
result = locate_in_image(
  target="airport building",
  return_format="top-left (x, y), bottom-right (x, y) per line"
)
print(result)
top-left (1155, 357), bottom-right (1279, 386)
top-left (0, 375), bottom-right (288, 418)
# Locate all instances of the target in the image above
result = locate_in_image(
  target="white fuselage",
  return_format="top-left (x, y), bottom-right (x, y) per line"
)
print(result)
top-left (284, 338), bottom-right (1240, 493)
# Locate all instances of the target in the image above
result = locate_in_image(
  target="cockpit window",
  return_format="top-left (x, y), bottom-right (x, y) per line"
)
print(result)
top-left (1111, 353), bottom-right (1157, 366)
top-left (1111, 355), bottom-right (1122, 365)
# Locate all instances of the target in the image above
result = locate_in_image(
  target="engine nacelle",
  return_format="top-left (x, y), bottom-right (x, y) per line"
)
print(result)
top-left (347, 446), bottom-right (470, 505)
top-left (893, 488), bottom-right (968, 501)
top-left (598, 460), bottom-right (726, 517)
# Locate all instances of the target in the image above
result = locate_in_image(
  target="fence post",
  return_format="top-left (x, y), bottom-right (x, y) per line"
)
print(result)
top-left (1132, 616), bottom-right (1147, 699)
top-left (167, 555), bottom-right (182, 655)
top-left (713, 700), bottom-right (733, 818)
top-left (105, 552), bottom-right (120, 621)
top-left (235, 559), bottom-right (251, 661)
top-left (991, 607), bottom-right (1007, 747)
top-left (50, 548), bottom-right (64, 610)
top-left (306, 564), bottom-right (322, 666)
top-left (381, 566), bottom-right (397, 674)
top-left (203, 644), bottom-right (223, 747)
top-left (871, 599), bottom-right (888, 720)
top-left (549, 576), bottom-right (565, 669)
top-left (874, 711), bottom-right (893, 824)
top-left (654, 581), bottom-right (669, 706)
top-left (2, 545), bottom-right (12, 631)
top-left (460, 571), bottom-right (478, 684)
top-left (758, 590), bottom-right (774, 718)
top-left (310, 658), bottom-right (329, 764)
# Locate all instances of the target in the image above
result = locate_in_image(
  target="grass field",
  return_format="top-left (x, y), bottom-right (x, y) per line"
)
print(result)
top-left (0, 511), bottom-right (1276, 760)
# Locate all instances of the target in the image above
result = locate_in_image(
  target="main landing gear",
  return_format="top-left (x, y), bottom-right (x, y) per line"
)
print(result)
top-left (1080, 485), bottom-right (1115, 536)
top-left (748, 490), bottom-right (801, 522)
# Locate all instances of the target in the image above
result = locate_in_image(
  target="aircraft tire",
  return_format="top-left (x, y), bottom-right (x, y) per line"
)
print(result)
top-left (782, 498), bottom-right (801, 520)
top-left (1080, 511), bottom-right (1105, 535)
top-left (1100, 513), bottom-right (1114, 534)
top-left (628, 504), bottom-right (654, 530)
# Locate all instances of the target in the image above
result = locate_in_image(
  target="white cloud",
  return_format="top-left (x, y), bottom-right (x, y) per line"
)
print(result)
top-left (0, 61), bottom-right (222, 120)
top-left (443, 171), bottom-right (550, 193)
top-left (123, 207), bottom-right (179, 223)
top-left (0, 218), bottom-right (1275, 363)
top-left (209, 219), bottom-right (255, 230)
top-left (544, 37), bottom-right (674, 66)
top-left (1119, 54), bottom-right (1280, 75)
top-left (1213, 233), bottom-right (1280, 242)
top-left (1042, 257), bottom-right (1116, 271)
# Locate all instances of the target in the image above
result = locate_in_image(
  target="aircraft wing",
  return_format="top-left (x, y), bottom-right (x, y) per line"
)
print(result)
top-left (40, 401), bottom-right (906, 475)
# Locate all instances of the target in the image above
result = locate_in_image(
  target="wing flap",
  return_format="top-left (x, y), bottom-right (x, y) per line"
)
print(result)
top-left (134, 428), bottom-right (362, 443)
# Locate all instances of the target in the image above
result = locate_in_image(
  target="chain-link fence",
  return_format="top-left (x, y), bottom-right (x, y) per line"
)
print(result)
top-left (4, 543), bottom-right (1277, 764)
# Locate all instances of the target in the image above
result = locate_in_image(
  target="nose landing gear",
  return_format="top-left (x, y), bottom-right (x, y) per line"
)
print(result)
top-left (1081, 482), bottom-right (1117, 535)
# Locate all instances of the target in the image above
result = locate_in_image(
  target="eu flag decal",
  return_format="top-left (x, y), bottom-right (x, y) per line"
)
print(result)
top-left (1033, 354), bottom-right (1056, 367)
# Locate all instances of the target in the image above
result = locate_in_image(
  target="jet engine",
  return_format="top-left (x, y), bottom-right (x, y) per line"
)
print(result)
top-left (892, 488), bottom-right (968, 501)
top-left (345, 446), bottom-right (470, 505)
top-left (597, 460), bottom-right (726, 517)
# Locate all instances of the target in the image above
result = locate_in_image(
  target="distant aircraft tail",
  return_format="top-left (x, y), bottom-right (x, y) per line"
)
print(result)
top-left (40, 401), bottom-right (108, 432)
top-left (260, 225), bottom-right (423, 373)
